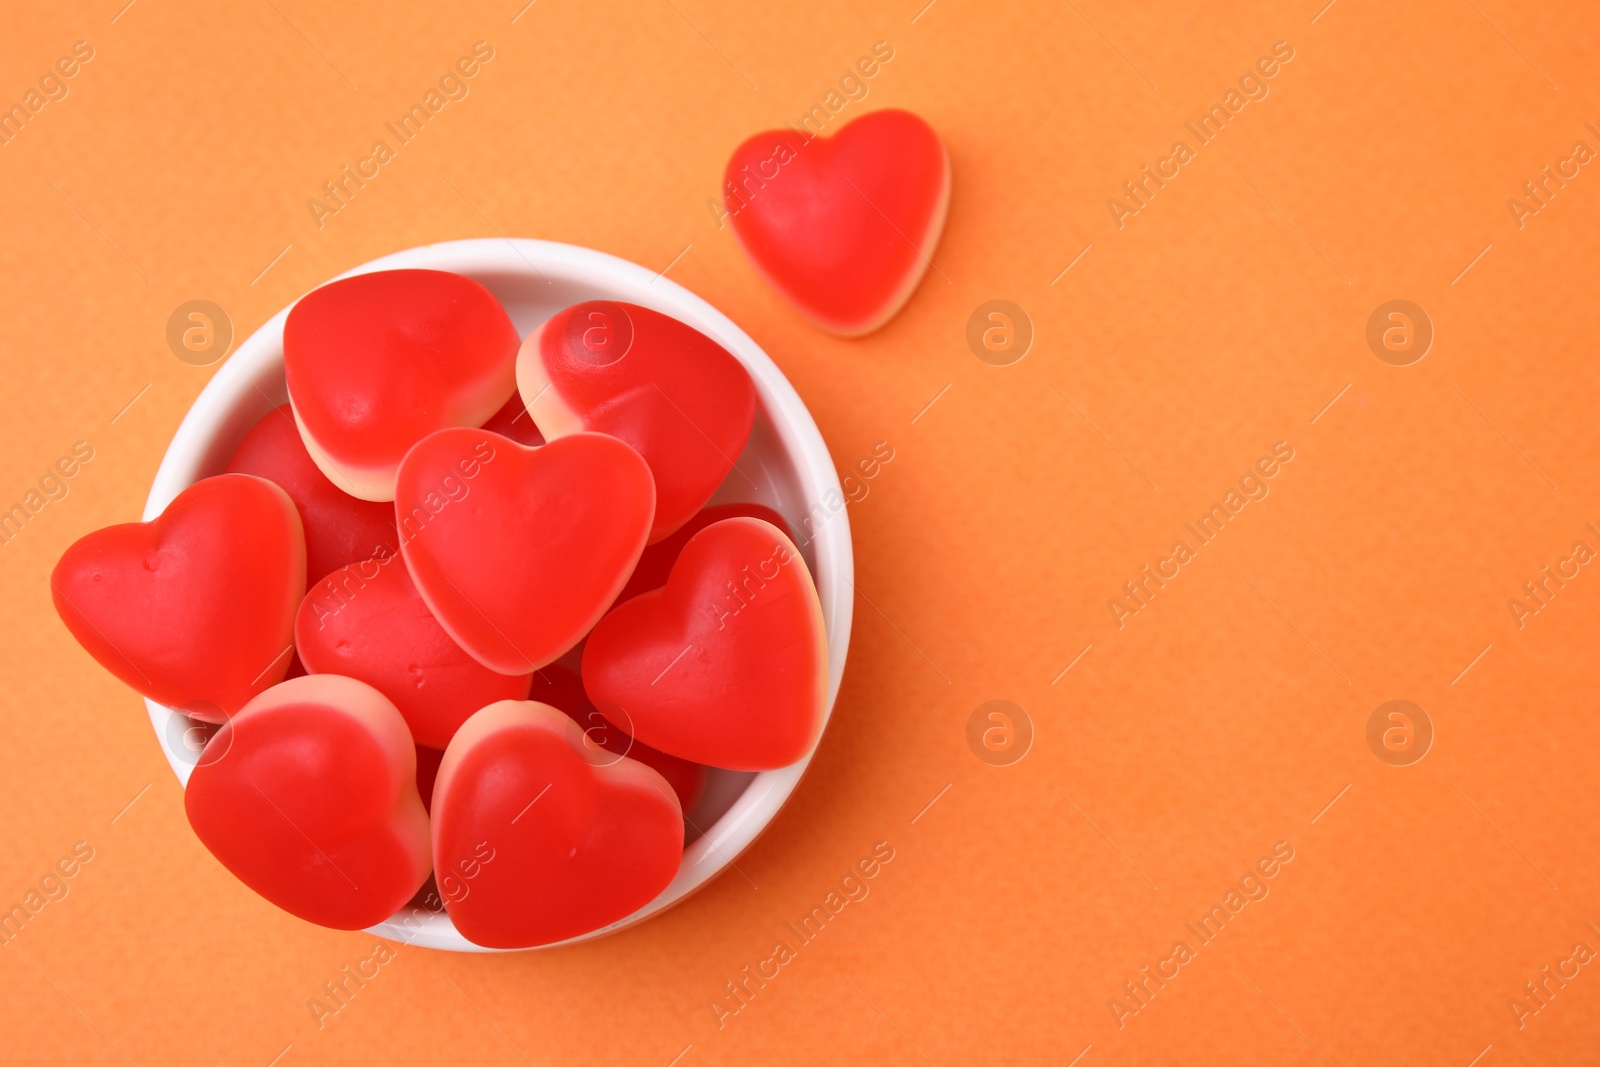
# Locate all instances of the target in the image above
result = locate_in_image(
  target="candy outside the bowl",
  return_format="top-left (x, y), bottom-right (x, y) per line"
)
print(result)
top-left (723, 109), bottom-right (950, 337)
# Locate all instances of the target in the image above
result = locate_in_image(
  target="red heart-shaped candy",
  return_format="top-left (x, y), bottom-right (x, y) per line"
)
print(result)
top-left (432, 700), bottom-right (683, 948)
top-left (285, 269), bottom-right (520, 501)
top-left (227, 404), bottom-right (397, 587)
top-left (582, 517), bottom-right (826, 770)
top-left (395, 428), bottom-right (654, 675)
top-left (516, 301), bottom-right (755, 542)
top-left (613, 501), bottom-right (793, 608)
top-left (530, 664), bottom-right (707, 815)
top-left (51, 474), bottom-right (304, 722)
top-left (295, 553), bottom-right (533, 749)
top-left (724, 109), bottom-right (950, 336)
top-left (184, 674), bottom-right (432, 930)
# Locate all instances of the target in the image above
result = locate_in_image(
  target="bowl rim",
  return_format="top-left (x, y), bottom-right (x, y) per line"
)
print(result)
top-left (142, 237), bottom-right (854, 952)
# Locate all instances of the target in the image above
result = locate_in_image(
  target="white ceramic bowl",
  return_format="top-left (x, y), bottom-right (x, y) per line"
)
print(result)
top-left (143, 238), bottom-right (853, 951)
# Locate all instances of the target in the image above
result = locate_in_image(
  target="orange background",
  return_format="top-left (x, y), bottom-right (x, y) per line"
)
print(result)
top-left (3, 0), bottom-right (1599, 1063)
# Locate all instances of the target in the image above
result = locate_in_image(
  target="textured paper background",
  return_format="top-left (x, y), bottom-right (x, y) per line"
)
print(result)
top-left (1, 1), bottom-right (1598, 1063)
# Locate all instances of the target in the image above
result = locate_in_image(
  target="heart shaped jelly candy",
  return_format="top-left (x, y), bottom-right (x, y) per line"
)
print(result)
top-left (295, 553), bottom-right (533, 749)
top-left (51, 474), bottom-right (304, 723)
top-left (724, 109), bottom-right (950, 336)
top-left (516, 301), bottom-right (755, 542)
top-left (227, 404), bottom-right (397, 587)
top-left (432, 700), bottom-right (683, 948)
top-left (530, 664), bottom-right (707, 815)
top-left (583, 517), bottom-right (825, 770)
top-left (285, 269), bottom-right (520, 501)
top-left (395, 428), bottom-right (654, 675)
top-left (613, 501), bottom-right (793, 607)
top-left (183, 674), bottom-right (432, 930)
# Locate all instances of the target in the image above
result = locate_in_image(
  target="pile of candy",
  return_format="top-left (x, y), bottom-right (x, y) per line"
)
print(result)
top-left (51, 270), bottom-right (828, 948)
top-left (51, 105), bottom-right (952, 948)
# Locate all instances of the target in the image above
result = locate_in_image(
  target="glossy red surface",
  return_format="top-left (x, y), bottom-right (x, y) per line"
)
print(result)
top-left (724, 109), bottom-right (950, 336)
top-left (583, 517), bottom-right (826, 770)
top-left (530, 663), bottom-right (707, 815)
top-left (613, 501), bottom-right (793, 608)
top-left (517, 301), bottom-right (755, 542)
top-left (394, 429), bottom-right (654, 675)
top-left (226, 404), bottom-right (397, 587)
top-left (284, 269), bottom-right (520, 500)
top-left (183, 675), bottom-right (432, 930)
top-left (50, 474), bottom-right (304, 722)
top-left (432, 700), bottom-right (683, 949)
top-left (295, 553), bottom-right (533, 749)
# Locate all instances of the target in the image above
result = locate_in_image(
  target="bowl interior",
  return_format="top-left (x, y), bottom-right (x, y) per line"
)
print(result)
top-left (143, 238), bottom-right (852, 951)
